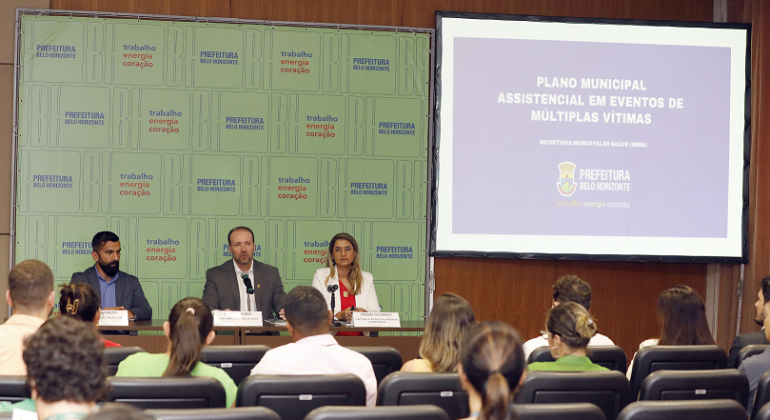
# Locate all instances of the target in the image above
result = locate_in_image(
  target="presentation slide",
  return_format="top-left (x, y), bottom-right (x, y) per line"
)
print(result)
top-left (14, 12), bottom-right (431, 319)
top-left (434, 14), bottom-right (749, 261)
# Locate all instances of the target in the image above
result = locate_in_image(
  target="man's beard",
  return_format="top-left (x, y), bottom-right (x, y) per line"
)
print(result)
top-left (99, 260), bottom-right (119, 277)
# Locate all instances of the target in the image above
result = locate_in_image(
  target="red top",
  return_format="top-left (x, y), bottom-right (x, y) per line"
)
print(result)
top-left (102, 338), bottom-right (122, 347)
top-left (338, 281), bottom-right (363, 336)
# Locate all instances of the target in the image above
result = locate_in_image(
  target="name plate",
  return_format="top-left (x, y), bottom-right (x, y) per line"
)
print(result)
top-left (99, 310), bottom-right (129, 326)
top-left (212, 310), bottom-right (263, 327)
top-left (351, 312), bottom-right (401, 328)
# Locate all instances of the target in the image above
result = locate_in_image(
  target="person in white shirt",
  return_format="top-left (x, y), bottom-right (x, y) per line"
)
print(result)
top-left (522, 275), bottom-right (614, 360)
top-left (250, 286), bottom-right (378, 406)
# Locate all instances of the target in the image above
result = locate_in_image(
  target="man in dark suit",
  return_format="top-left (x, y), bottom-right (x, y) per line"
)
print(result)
top-left (728, 275), bottom-right (770, 368)
top-left (71, 231), bottom-right (152, 321)
top-left (202, 226), bottom-right (286, 318)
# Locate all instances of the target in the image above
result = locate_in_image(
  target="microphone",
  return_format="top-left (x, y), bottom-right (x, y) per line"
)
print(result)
top-left (327, 285), bottom-right (339, 325)
top-left (327, 285), bottom-right (338, 293)
top-left (242, 273), bottom-right (254, 294)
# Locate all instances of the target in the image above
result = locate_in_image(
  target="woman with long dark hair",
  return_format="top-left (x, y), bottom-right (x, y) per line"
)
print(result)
top-left (116, 297), bottom-right (237, 407)
top-left (626, 285), bottom-right (714, 378)
top-left (458, 321), bottom-right (527, 420)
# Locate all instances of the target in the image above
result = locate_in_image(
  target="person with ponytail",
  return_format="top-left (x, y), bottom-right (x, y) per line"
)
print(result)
top-left (115, 297), bottom-right (237, 407)
top-left (59, 283), bottom-right (121, 347)
top-left (458, 321), bottom-right (527, 420)
top-left (527, 302), bottom-right (608, 372)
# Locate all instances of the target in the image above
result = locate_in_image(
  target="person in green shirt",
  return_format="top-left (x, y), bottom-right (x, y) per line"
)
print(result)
top-left (528, 302), bottom-right (609, 372)
top-left (115, 297), bottom-right (237, 407)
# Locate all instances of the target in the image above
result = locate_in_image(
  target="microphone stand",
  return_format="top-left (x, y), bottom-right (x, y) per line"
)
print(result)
top-left (330, 289), bottom-right (341, 327)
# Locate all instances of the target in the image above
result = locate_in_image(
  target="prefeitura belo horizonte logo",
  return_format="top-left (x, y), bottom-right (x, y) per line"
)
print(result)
top-left (557, 162), bottom-right (577, 196)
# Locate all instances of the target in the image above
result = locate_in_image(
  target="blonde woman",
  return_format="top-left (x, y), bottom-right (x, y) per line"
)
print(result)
top-left (311, 233), bottom-right (379, 336)
top-left (402, 293), bottom-right (476, 372)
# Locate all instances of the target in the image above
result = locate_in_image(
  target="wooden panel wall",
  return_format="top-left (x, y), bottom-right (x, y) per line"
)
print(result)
top-left (34, 0), bottom-right (767, 362)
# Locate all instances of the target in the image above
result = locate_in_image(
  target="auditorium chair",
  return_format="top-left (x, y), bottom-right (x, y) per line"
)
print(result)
top-left (0, 376), bottom-right (27, 404)
top-left (628, 345), bottom-right (727, 398)
top-left (514, 370), bottom-right (631, 420)
top-left (237, 374), bottom-right (366, 420)
top-left (200, 345), bottom-right (270, 385)
top-left (145, 407), bottom-right (280, 420)
top-left (750, 370), bottom-right (770, 420)
top-left (303, 405), bottom-right (450, 420)
top-left (513, 402), bottom-right (607, 420)
top-left (106, 376), bottom-right (227, 408)
top-left (756, 401), bottom-right (770, 420)
top-left (346, 346), bottom-right (403, 385)
top-left (104, 346), bottom-right (146, 376)
top-left (377, 372), bottom-right (469, 420)
top-left (737, 344), bottom-right (769, 369)
top-left (527, 346), bottom-right (628, 373)
top-left (637, 369), bottom-right (748, 408)
top-left (616, 399), bottom-right (746, 420)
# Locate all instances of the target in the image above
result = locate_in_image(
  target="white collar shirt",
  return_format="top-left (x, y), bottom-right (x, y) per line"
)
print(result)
top-left (232, 259), bottom-right (256, 311)
top-left (250, 333), bottom-right (378, 406)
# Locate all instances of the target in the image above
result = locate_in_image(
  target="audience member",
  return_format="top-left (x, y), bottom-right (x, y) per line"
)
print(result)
top-left (59, 283), bottom-right (121, 347)
top-left (0, 259), bottom-right (55, 375)
top-left (402, 293), bottom-right (476, 372)
top-left (0, 316), bottom-right (108, 418)
top-left (251, 286), bottom-right (378, 406)
top-left (626, 285), bottom-right (715, 379)
top-left (116, 297), bottom-right (237, 407)
top-left (528, 302), bottom-right (608, 371)
top-left (458, 321), bottom-right (527, 420)
top-left (522, 275), bottom-right (614, 360)
top-left (740, 279), bottom-right (770, 415)
top-left (728, 275), bottom-right (770, 368)
top-left (84, 404), bottom-right (152, 420)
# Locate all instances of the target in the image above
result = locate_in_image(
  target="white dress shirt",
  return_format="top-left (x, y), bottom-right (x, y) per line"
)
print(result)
top-left (522, 332), bottom-right (615, 361)
top-left (251, 333), bottom-right (378, 406)
top-left (626, 338), bottom-right (659, 380)
top-left (233, 259), bottom-right (256, 311)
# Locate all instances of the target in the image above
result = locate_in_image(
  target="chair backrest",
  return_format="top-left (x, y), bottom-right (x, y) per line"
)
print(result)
top-left (0, 376), bottom-right (28, 404)
top-left (106, 376), bottom-right (227, 409)
top-left (617, 399), bottom-right (746, 420)
top-left (345, 346), bottom-right (403, 385)
top-left (528, 346), bottom-right (628, 373)
top-left (629, 345), bottom-right (727, 398)
top-left (738, 345), bottom-right (769, 369)
top-left (756, 401), bottom-right (770, 420)
top-left (513, 402), bottom-right (607, 420)
top-left (514, 370), bottom-right (631, 420)
top-left (200, 345), bottom-right (270, 386)
top-left (377, 372), bottom-right (469, 420)
top-left (237, 374), bottom-right (366, 420)
top-left (638, 369), bottom-right (748, 408)
top-left (751, 370), bottom-right (770, 420)
top-left (304, 405), bottom-right (451, 420)
top-left (144, 407), bottom-right (281, 420)
top-left (104, 347), bottom-right (146, 376)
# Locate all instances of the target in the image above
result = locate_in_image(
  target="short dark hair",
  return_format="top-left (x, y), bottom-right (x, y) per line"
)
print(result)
top-left (23, 316), bottom-right (108, 403)
top-left (9, 259), bottom-right (54, 310)
top-left (553, 275), bottom-right (592, 310)
top-left (227, 226), bottom-right (254, 246)
top-left (761, 276), bottom-right (770, 305)
top-left (284, 286), bottom-right (328, 333)
top-left (92, 231), bottom-right (120, 253)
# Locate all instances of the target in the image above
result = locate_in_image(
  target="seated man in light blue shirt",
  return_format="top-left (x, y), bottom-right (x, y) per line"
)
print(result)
top-left (71, 231), bottom-right (152, 321)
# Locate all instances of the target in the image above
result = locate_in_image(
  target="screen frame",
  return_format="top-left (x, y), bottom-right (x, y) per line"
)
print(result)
top-left (429, 10), bottom-right (751, 264)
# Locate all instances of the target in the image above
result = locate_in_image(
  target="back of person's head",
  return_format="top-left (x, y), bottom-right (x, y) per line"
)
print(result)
top-left (8, 259), bottom-right (54, 312)
top-left (461, 321), bottom-right (525, 420)
top-left (420, 293), bottom-right (476, 372)
top-left (761, 275), bottom-right (770, 304)
top-left (658, 285), bottom-right (714, 346)
top-left (546, 301), bottom-right (598, 349)
top-left (59, 283), bottom-right (100, 323)
top-left (552, 275), bottom-right (592, 310)
top-left (92, 231), bottom-right (120, 252)
top-left (23, 316), bottom-right (107, 403)
top-left (84, 403), bottom-right (152, 420)
top-left (164, 297), bottom-right (213, 377)
top-left (284, 286), bottom-right (329, 334)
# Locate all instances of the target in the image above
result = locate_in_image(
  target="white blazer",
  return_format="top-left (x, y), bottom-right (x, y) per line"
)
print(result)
top-left (311, 267), bottom-right (380, 317)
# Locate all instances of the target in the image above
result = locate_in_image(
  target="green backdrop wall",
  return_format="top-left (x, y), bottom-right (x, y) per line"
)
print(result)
top-left (14, 12), bottom-right (431, 320)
